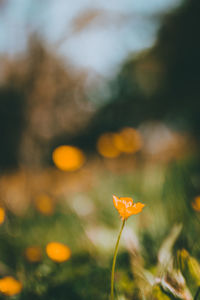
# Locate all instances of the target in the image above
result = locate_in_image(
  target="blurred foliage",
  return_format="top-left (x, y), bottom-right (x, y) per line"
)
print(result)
top-left (69, 0), bottom-right (200, 152)
top-left (1, 0), bottom-right (200, 166)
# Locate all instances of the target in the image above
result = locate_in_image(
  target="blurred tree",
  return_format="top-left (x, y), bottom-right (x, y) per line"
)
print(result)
top-left (0, 86), bottom-right (25, 171)
top-left (70, 0), bottom-right (200, 151)
top-left (1, 0), bottom-right (200, 167)
top-left (0, 36), bottom-right (94, 168)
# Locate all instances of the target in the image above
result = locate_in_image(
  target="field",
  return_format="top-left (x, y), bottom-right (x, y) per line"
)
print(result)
top-left (0, 149), bottom-right (200, 300)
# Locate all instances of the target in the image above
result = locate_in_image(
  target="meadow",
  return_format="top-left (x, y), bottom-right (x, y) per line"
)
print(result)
top-left (0, 140), bottom-right (199, 299)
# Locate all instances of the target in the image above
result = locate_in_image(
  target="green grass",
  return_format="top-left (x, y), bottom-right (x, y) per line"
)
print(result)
top-left (0, 156), bottom-right (200, 299)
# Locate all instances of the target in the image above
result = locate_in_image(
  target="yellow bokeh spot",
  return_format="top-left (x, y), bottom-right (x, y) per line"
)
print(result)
top-left (0, 207), bottom-right (5, 224)
top-left (0, 277), bottom-right (22, 296)
top-left (35, 194), bottom-right (54, 216)
top-left (52, 145), bottom-right (85, 171)
top-left (192, 196), bottom-right (200, 212)
top-left (46, 242), bottom-right (71, 263)
top-left (113, 127), bottom-right (142, 153)
top-left (25, 246), bottom-right (42, 262)
top-left (97, 133), bottom-right (120, 158)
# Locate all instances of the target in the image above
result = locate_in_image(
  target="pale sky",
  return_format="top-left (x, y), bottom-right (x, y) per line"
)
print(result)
top-left (0, 0), bottom-right (183, 75)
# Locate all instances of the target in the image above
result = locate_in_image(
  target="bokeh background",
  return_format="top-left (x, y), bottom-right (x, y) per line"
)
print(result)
top-left (0, 0), bottom-right (200, 299)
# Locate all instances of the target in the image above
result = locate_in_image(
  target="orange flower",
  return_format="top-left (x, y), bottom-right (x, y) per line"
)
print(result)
top-left (46, 242), bottom-right (71, 263)
top-left (0, 276), bottom-right (22, 296)
top-left (0, 207), bottom-right (5, 225)
top-left (192, 196), bottom-right (200, 212)
top-left (25, 246), bottom-right (42, 263)
top-left (113, 195), bottom-right (145, 220)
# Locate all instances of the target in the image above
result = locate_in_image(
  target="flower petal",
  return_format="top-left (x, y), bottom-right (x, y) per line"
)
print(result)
top-left (112, 195), bottom-right (121, 210)
top-left (126, 202), bottom-right (145, 216)
top-left (119, 197), bottom-right (133, 208)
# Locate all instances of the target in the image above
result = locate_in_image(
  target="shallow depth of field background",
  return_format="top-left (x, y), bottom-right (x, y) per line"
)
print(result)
top-left (0, 0), bottom-right (200, 299)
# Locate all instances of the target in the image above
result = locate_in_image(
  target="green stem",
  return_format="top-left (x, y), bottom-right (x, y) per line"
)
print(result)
top-left (110, 219), bottom-right (125, 300)
top-left (194, 287), bottom-right (200, 300)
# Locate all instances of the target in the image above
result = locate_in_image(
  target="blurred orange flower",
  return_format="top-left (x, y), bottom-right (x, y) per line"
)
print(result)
top-left (46, 242), bottom-right (71, 263)
top-left (97, 133), bottom-right (120, 158)
top-left (25, 246), bottom-right (42, 263)
top-left (35, 194), bottom-right (54, 216)
top-left (52, 145), bottom-right (85, 171)
top-left (113, 127), bottom-right (143, 154)
top-left (192, 196), bottom-right (200, 212)
top-left (0, 276), bottom-right (22, 296)
top-left (0, 207), bottom-right (5, 225)
top-left (113, 195), bottom-right (145, 220)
